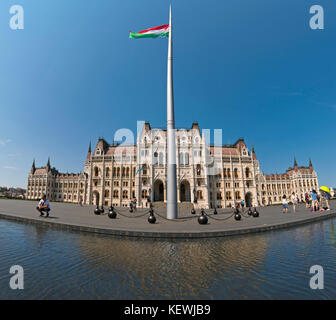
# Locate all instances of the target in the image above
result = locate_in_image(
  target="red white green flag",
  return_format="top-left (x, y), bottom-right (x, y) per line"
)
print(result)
top-left (129, 24), bottom-right (169, 39)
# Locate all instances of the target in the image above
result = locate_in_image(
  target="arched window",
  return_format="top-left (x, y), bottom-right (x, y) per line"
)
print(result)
top-left (126, 167), bottom-right (130, 177)
top-left (94, 167), bottom-right (99, 177)
top-left (113, 190), bottom-right (119, 198)
top-left (142, 189), bottom-right (148, 199)
top-left (153, 152), bottom-right (158, 165)
top-left (245, 167), bottom-right (250, 178)
top-left (122, 167), bottom-right (126, 177)
top-left (185, 153), bottom-right (189, 165)
top-left (106, 167), bottom-right (110, 177)
top-left (104, 190), bottom-right (110, 198)
top-left (159, 152), bottom-right (164, 165)
top-left (113, 168), bottom-right (116, 177)
top-left (234, 168), bottom-right (238, 178)
top-left (122, 190), bottom-right (128, 199)
top-left (179, 153), bottom-right (184, 165)
top-left (197, 190), bottom-right (203, 200)
top-left (117, 167), bottom-right (120, 177)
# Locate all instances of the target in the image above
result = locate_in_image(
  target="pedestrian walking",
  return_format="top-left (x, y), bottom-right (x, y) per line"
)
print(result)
top-left (310, 190), bottom-right (318, 212)
top-left (282, 195), bottom-right (289, 213)
top-left (291, 192), bottom-right (297, 213)
top-left (305, 192), bottom-right (310, 208)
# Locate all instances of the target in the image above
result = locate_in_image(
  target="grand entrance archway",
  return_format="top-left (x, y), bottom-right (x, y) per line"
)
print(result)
top-left (180, 180), bottom-right (191, 202)
top-left (245, 192), bottom-right (253, 207)
top-left (92, 190), bottom-right (100, 206)
top-left (154, 180), bottom-right (164, 201)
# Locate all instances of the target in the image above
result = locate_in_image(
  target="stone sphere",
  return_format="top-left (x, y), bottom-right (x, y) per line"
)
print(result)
top-left (148, 214), bottom-right (156, 224)
top-left (108, 210), bottom-right (117, 219)
top-left (253, 209), bottom-right (259, 218)
top-left (94, 206), bottom-right (101, 215)
top-left (198, 214), bottom-right (208, 225)
top-left (234, 213), bottom-right (241, 221)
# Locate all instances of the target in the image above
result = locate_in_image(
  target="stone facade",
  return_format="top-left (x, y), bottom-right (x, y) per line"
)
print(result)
top-left (26, 122), bottom-right (319, 208)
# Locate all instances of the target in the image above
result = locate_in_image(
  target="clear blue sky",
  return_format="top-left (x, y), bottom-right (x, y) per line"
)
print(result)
top-left (0, 0), bottom-right (335, 188)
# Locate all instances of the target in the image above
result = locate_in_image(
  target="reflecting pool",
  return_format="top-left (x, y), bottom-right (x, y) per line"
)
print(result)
top-left (0, 217), bottom-right (335, 299)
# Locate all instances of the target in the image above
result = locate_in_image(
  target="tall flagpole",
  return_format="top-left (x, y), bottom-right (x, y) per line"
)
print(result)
top-left (166, 5), bottom-right (178, 219)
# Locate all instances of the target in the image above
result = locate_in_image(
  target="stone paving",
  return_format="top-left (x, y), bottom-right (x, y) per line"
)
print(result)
top-left (0, 199), bottom-right (335, 238)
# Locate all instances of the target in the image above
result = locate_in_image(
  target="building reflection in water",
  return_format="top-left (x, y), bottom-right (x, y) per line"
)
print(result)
top-left (74, 233), bottom-right (269, 299)
top-left (2, 216), bottom-right (336, 299)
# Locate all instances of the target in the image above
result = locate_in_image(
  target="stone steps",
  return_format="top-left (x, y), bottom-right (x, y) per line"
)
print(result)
top-left (151, 201), bottom-right (194, 211)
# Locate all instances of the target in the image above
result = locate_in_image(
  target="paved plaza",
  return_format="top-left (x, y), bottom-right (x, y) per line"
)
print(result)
top-left (0, 199), bottom-right (335, 238)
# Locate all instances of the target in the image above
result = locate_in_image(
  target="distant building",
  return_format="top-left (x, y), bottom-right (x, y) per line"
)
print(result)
top-left (26, 122), bottom-right (319, 208)
top-left (0, 186), bottom-right (26, 199)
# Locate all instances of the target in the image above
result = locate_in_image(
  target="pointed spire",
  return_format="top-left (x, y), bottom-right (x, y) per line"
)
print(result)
top-left (252, 145), bottom-right (255, 153)
top-left (309, 158), bottom-right (313, 168)
top-left (31, 159), bottom-right (36, 173)
top-left (294, 156), bottom-right (298, 168)
top-left (86, 141), bottom-right (92, 161)
top-left (46, 157), bottom-right (51, 171)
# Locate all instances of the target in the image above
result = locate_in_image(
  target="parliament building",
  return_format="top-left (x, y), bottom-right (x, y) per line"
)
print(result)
top-left (26, 122), bottom-right (319, 209)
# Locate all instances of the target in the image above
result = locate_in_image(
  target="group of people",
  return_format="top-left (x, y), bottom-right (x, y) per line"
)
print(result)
top-left (36, 189), bottom-right (331, 217)
top-left (129, 198), bottom-right (137, 211)
top-left (36, 195), bottom-right (142, 217)
top-left (282, 190), bottom-right (331, 213)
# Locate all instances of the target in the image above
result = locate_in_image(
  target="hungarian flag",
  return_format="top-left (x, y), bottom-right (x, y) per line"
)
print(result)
top-left (129, 24), bottom-right (169, 39)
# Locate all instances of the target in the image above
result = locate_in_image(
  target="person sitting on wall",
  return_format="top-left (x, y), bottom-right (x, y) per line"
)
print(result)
top-left (36, 194), bottom-right (51, 217)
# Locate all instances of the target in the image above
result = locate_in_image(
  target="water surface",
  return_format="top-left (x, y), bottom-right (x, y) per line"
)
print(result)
top-left (0, 218), bottom-right (335, 299)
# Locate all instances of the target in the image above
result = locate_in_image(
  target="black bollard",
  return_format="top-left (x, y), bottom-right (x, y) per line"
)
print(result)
top-left (100, 206), bottom-right (104, 214)
top-left (247, 207), bottom-right (253, 216)
top-left (234, 208), bottom-right (241, 221)
top-left (191, 208), bottom-right (196, 215)
top-left (108, 206), bottom-right (117, 219)
top-left (94, 205), bottom-right (101, 215)
top-left (148, 210), bottom-right (156, 224)
top-left (252, 207), bottom-right (259, 218)
top-left (198, 209), bottom-right (208, 225)
top-left (214, 208), bottom-right (218, 215)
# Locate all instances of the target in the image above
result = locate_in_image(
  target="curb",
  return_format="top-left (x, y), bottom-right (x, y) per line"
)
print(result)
top-left (0, 211), bottom-right (335, 239)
